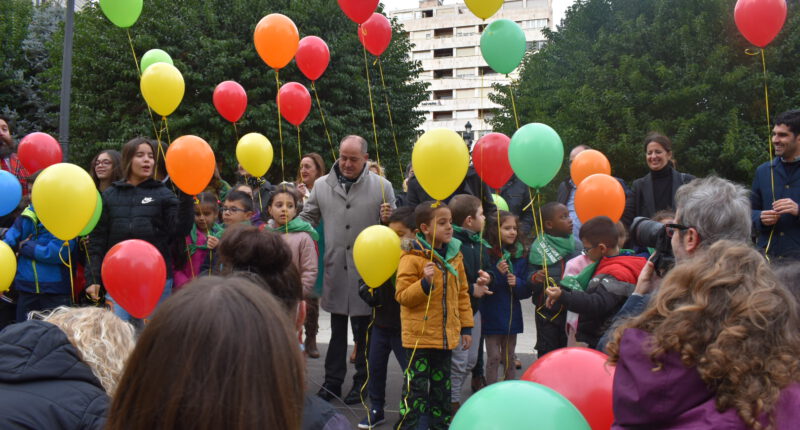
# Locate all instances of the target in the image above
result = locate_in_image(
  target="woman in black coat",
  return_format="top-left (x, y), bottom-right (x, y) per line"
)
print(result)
top-left (85, 137), bottom-right (194, 321)
top-left (631, 133), bottom-right (695, 220)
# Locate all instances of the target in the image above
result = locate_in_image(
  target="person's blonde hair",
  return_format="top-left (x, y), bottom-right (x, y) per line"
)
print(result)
top-left (43, 307), bottom-right (136, 396)
top-left (607, 241), bottom-right (800, 429)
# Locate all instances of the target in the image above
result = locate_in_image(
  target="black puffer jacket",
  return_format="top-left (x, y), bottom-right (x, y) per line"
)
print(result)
top-left (0, 320), bottom-right (108, 429)
top-left (87, 179), bottom-right (194, 285)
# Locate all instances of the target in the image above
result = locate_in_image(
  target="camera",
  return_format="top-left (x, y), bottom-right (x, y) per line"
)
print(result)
top-left (630, 217), bottom-right (674, 277)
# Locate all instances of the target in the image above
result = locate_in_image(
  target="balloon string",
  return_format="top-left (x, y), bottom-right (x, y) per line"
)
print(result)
top-left (311, 81), bottom-right (337, 164)
top-left (507, 84), bottom-right (520, 130)
top-left (232, 122), bottom-right (240, 145)
top-left (82, 239), bottom-right (96, 286)
top-left (360, 307), bottom-right (375, 422)
top-left (297, 125), bottom-right (302, 163)
top-left (126, 28), bottom-right (161, 142)
top-left (536, 192), bottom-right (551, 290)
top-left (361, 35), bottom-right (385, 205)
top-left (57, 241), bottom-right (75, 305)
top-left (275, 69), bottom-right (285, 182)
top-left (398, 219), bottom-right (437, 429)
top-left (377, 59), bottom-right (404, 182)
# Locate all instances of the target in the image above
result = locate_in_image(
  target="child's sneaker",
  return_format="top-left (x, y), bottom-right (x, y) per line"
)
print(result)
top-left (357, 409), bottom-right (385, 429)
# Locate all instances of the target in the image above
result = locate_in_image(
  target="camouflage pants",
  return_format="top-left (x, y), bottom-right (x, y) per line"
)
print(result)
top-left (395, 348), bottom-right (452, 430)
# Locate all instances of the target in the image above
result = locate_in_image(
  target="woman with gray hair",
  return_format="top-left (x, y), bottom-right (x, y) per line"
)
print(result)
top-left (0, 306), bottom-right (136, 428)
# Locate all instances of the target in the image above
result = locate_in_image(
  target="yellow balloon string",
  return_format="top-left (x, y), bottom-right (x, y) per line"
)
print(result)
top-left (126, 29), bottom-right (161, 141)
top-left (297, 125), bottom-right (302, 163)
top-left (746, 48), bottom-right (776, 258)
top-left (81, 239), bottom-right (96, 286)
top-left (535, 192), bottom-right (551, 290)
top-left (496, 204), bottom-right (512, 378)
top-left (232, 122), bottom-right (240, 146)
top-left (360, 307), bottom-right (376, 423)
top-left (57, 241), bottom-right (75, 305)
top-left (361, 31), bottom-right (386, 205)
top-left (507, 84), bottom-right (520, 130)
top-left (310, 81), bottom-right (337, 164)
top-left (377, 59), bottom-right (405, 181)
top-left (398, 217), bottom-right (437, 429)
top-left (275, 69), bottom-right (285, 182)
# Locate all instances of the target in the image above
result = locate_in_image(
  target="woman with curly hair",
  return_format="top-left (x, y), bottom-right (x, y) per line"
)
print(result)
top-left (607, 241), bottom-right (800, 429)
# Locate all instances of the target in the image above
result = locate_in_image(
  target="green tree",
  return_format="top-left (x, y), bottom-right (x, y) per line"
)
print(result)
top-left (46, 0), bottom-right (427, 185)
top-left (1, 0), bottom-right (63, 138)
top-left (490, 0), bottom-right (800, 188)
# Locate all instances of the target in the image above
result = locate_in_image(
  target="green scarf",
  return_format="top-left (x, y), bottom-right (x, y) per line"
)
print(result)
top-left (415, 232), bottom-right (462, 277)
top-left (452, 225), bottom-right (491, 248)
top-left (266, 218), bottom-right (319, 241)
top-left (529, 233), bottom-right (577, 266)
top-left (188, 223), bottom-right (224, 255)
top-left (500, 242), bottom-right (525, 272)
top-left (560, 261), bottom-right (599, 292)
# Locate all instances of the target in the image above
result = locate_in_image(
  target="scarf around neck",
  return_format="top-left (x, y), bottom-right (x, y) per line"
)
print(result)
top-left (415, 232), bottom-right (461, 277)
top-left (529, 233), bottom-right (577, 266)
top-left (452, 225), bottom-right (490, 248)
top-left (266, 218), bottom-right (319, 241)
top-left (188, 223), bottom-right (224, 255)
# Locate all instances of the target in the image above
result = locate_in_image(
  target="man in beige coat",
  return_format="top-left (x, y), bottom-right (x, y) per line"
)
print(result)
top-left (299, 135), bottom-right (395, 404)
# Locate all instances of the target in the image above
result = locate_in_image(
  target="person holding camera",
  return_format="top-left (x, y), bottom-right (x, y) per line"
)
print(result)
top-left (597, 176), bottom-right (751, 351)
top-left (752, 110), bottom-right (800, 260)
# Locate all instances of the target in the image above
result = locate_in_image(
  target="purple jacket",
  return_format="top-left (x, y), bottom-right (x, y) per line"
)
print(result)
top-left (613, 328), bottom-right (800, 429)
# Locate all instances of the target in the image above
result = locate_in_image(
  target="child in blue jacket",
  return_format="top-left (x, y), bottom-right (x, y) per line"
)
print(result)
top-left (481, 211), bottom-right (531, 385)
top-left (3, 205), bottom-right (76, 321)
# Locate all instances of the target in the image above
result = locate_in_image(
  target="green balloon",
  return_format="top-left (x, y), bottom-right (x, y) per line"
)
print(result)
top-left (140, 49), bottom-right (174, 75)
top-left (508, 123), bottom-right (564, 189)
top-left (480, 19), bottom-right (527, 74)
top-left (451, 381), bottom-right (591, 430)
top-left (79, 191), bottom-right (102, 237)
top-left (492, 194), bottom-right (509, 212)
top-left (99, 0), bottom-right (143, 28)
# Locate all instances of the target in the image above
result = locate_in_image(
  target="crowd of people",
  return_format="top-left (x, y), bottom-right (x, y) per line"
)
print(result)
top-left (0, 110), bottom-right (800, 429)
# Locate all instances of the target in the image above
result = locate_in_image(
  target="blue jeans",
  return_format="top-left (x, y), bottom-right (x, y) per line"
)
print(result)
top-left (368, 325), bottom-right (407, 410)
top-left (108, 278), bottom-right (173, 322)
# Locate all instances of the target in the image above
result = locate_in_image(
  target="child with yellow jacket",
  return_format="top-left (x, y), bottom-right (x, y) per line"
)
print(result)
top-left (394, 201), bottom-right (480, 430)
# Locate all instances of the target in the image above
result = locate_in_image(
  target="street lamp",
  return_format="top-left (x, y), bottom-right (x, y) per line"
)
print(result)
top-left (463, 121), bottom-right (474, 148)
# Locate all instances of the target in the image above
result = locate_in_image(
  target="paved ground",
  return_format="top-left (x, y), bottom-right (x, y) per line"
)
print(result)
top-left (305, 300), bottom-right (541, 428)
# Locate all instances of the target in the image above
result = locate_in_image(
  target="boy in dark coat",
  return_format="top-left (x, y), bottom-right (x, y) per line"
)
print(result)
top-left (545, 216), bottom-right (646, 349)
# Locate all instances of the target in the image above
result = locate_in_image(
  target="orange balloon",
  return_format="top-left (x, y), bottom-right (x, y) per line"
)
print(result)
top-left (570, 149), bottom-right (611, 186)
top-left (575, 174), bottom-right (625, 223)
top-left (166, 135), bottom-right (215, 195)
top-left (254, 14), bottom-right (299, 69)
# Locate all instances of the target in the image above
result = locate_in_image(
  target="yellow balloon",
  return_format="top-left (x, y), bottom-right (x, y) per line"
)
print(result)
top-left (412, 128), bottom-right (470, 201)
top-left (140, 62), bottom-right (185, 117)
top-left (465, 0), bottom-right (503, 20)
top-left (236, 132), bottom-right (274, 177)
top-left (31, 163), bottom-right (97, 241)
top-left (0, 242), bottom-right (16, 293)
top-left (354, 225), bottom-right (402, 288)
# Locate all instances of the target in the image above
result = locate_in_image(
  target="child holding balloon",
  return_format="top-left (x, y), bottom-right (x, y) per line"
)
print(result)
top-left (394, 201), bottom-right (475, 430)
top-left (481, 211), bottom-right (532, 385)
top-left (173, 192), bottom-right (223, 290)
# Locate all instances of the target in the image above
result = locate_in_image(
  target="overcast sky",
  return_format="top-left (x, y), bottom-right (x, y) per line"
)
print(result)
top-left (382, 0), bottom-right (573, 27)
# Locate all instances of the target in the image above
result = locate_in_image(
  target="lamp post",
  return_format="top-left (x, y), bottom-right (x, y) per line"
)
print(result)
top-left (58, 0), bottom-right (76, 162)
top-left (463, 121), bottom-right (474, 149)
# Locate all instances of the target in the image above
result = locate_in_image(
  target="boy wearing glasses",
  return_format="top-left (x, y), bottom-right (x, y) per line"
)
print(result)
top-left (200, 191), bottom-right (254, 274)
top-left (544, 216), bottom-right (647, 349)
top-left (529, 202), bottom-right (582, 357)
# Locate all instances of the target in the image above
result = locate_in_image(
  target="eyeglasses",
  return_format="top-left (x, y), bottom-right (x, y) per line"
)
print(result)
top-left (665, 223), bottom-right (691, 238)
top-left (221, 206), bottom-right (247, 214)
top-left (582, 244), bottom-right (597, 255)
top-left (95, 160), bottom-right (113, 166)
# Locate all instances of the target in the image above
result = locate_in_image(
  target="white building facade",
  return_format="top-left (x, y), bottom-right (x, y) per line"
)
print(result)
top-left (388, 0), bottom-right (553, 142)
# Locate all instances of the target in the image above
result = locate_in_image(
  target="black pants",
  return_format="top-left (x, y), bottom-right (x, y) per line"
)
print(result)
top-left (368, 325), bottom-right (407, 410)
top-left (535, 306), bottom-right (567, 357)
top-left (324, 313), bottom-right (369, 391)
top-left (396, 348), bottom-right (452, 430)
top-left (16, 292), bottom-right (71, 322)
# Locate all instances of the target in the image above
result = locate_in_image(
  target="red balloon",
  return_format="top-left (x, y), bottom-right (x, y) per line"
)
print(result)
top-left (213, 81), bottom-right (247, 123)
top-left (472, 132), bottom-right (513, 190)
top-left (102, 239), bottom-right (166, 319)
top-left (277, 82), bottom-right (311, 126)
top-left (338, 0), bottom-right (379, 24)
top-left (296, 36), bottom-right (330, 82)
top-left (358, 13), bottom-right (392, 57)
top-left (734, 0), bottom-right (787, 48)
top-left (522, 347), bottom-right (615, 430)
top-left (18, 132), bottom-right (62, 173)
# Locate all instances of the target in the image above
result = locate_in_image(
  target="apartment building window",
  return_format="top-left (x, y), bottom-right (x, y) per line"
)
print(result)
top-left (526, 40), bottom-right (546, 51)
top-left (422, 9), bottom-right (433, 18)
top-left (433, 111), bottom-right (454, 121)
top-left (531, 18), bottom-right (548, 28)
top-left (478, 23), bottom-right (487, 33)
top-left (433, 90), bottom-right (454, 100)
top-left (505, 1), bottom-right (523, 9)
top-left (456, 47), bottom-right (475, 57)
top-left (478, 109), bottom-right (496, 120)
top-left (455, 110), bottom-right (474, 119)
top-left (479, 66), bottom-right (498, 76)
top-left (456, 26), bottom-right (476, 37)
top-left (456, 68), bottom-right (474, 78)
top-left (434, 48), bottom-right (454, 58)
top-left (434, 28), bottom-right (453, 38)
top-left (433, 69), bottom-right (454, 79)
